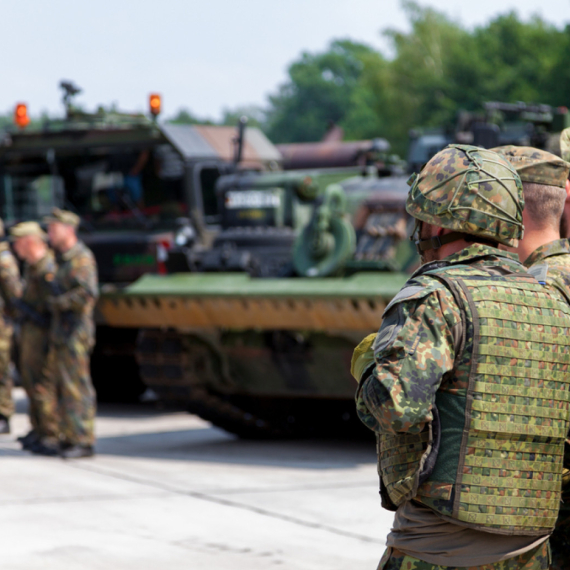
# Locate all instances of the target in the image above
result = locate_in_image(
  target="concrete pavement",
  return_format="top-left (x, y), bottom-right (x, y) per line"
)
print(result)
top-left (0, 389), bottom-right (393, 570)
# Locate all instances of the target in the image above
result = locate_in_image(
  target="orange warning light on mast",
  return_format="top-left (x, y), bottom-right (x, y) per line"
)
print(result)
top-left (14, 103), bottom-right (30, 128)
top-left (149, 93), bottom-right (161, 117)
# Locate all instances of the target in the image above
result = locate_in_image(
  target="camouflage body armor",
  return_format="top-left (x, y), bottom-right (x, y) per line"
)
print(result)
top-left (379, 261), bottom-right (570, 536)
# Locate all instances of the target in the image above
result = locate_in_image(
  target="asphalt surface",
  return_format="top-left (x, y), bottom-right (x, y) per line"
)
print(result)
top-left (0, 388), bottom-right (393, 570)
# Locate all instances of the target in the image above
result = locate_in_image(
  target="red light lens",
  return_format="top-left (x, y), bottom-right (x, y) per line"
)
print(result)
top-left (14, 103), bottom-right (30, 127)
top-left (149, 94), bottom-right (161, 116)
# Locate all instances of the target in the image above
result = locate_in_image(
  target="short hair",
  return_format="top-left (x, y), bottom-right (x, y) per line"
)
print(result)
top-left (522, 182), bottom-right (566, 230)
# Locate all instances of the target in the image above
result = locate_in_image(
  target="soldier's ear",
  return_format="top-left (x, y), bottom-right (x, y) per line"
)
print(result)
top-left (565, 179), bottom-right (570, 202)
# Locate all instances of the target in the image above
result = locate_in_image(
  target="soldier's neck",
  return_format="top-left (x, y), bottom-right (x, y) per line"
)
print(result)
top-left (517, 227), bottom-right (560, 264)
top-left (429, 228), bottom-right (472, 261)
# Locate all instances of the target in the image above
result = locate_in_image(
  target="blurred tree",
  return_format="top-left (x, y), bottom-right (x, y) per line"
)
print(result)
top-left (472, 12), bottom-right (562, 104)
top-left (265, 39), bottom-right (385, 143)
top-left (167, 108), bottom-right (214, 125)
top-left (374, 1), bottom-right (473, 153)
top-left (261, 2), bottom-right (567, 156)
top-left (547, 25), bottom-right (570, 106)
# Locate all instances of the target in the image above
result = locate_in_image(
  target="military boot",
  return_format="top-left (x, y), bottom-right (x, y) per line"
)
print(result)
top-left (17, 430), bottom-right (39, 449)
top-left (0, 414), bottom-right (10, 434)
top-left (60, 444), bottom-right (94, 459)
top-left (28, 439), bottom-right (59, 456)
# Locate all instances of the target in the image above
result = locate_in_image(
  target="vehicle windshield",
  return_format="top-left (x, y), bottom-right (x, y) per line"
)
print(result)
top-left (0, 145), bottom-right (187, 229)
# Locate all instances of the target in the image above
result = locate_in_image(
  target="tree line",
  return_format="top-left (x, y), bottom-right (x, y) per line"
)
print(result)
top-left (262, 2), bottom-right (570, 155)
top-left (174, 2), bottom-right (570, 156)
top-left (3, 3), bottom-right (569, 157)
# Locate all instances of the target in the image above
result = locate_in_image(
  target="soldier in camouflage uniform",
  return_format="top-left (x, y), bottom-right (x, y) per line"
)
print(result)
top-left (43, 208), bottom-right (99, 459)
top-left (10, 222), bottom-right (57, 452)
top-left (558, 128), bottom-right (570, 238)
top-left (0, 219), bottom-right (23, 434)
top-left (351, 145), bottom-right (570, 569)
top-left (493, 145), bottom-right (570, 570)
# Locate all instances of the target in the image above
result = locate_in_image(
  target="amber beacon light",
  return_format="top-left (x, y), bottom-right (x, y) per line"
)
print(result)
top-left (149, 93), bottom-right (161, 117)
top-left (14, 103), bottom-right (30, 128)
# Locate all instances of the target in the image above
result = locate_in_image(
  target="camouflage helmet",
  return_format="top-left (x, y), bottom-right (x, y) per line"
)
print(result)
top-left (406, 144), bottom-right (524, 249)
top-left (492, 145), bottom-right (570, 188)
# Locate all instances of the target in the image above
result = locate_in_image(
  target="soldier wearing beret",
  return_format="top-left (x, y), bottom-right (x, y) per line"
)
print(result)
top-left (493, 145), bottom-right (570, 570)
top-left (43, 208), bottom-right (99, 459)
top-left (0, 219), bottom-right (22, 434)
top-left (10, 222), bottom-right (58, 454)
top-left (351, 145), bottom-right (570, 570)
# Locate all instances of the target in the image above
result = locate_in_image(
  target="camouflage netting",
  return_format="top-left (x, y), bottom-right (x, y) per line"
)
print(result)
top-left (406, 144), bottom-right (524, 247)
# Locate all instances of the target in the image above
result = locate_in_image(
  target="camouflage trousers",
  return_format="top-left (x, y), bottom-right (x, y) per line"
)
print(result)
top-left (0, 327), bottom-right (14, 419)
top-left (37, 336), bottom-right (96, 446)
top-left (378, 542), bottom-right (550, 570)
top-left (19, 323), bottom-right (50, 435)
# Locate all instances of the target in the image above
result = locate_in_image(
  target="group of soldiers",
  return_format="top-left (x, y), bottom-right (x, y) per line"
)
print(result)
top-left (352, 140), bottom-right (570, 569)
top-left (0, 209), bottom-right (98, 459)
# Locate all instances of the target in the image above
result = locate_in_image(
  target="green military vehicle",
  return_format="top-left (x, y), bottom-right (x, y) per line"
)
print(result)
top-left (166, 135), bottom-right (404, 278)
top-left (98, 173), bottom-right (417, 437)
top-left (166, 167), bottom-right (375, 277)
top-left (0, 83), bottom-right (281, 399)
top-left (408, 101), bottom-right (570, 172)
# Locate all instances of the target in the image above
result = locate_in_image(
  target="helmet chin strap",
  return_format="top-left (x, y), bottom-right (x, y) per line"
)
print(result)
top-left (410, 219), bottom-right (498, 256)
top-left (414, 231), bottom-right (467, 254)
top-left (410, 219), bottom-right (469, 255)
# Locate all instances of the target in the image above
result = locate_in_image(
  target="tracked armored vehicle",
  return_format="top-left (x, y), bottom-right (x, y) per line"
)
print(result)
top-left (97, 174), bottom-right (417, 437)
top-left (0, 85), bottom-right (280, 400)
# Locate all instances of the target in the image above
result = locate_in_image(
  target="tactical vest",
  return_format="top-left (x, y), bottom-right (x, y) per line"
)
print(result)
top-left (378, 263), bottom-right (570, 535)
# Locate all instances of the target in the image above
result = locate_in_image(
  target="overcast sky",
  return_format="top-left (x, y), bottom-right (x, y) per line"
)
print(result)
top-left (2, 0), bottom-right (569, 121)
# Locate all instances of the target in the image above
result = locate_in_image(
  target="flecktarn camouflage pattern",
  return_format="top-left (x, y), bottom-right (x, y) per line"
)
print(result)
top-left (378, 541), bottom-right (550, 570)
top-left (41, 240), bottom-right (98, 446)
top-left (406, 145), bottom-right (524, 246)
top-left (560, 127), bottom-right (570, 163)
top-left (0, 242), bottom-right (22, 419)
top-left (522, 239), bottom-right (570, 569)
top-left (19, 250), bottom-right (56, 437)
top-left (416, 267), bottom-right (570, 535)
top-left (492, 145), bottom-right (570, 188)
top-left (355, 244), bottom-right (570, 535)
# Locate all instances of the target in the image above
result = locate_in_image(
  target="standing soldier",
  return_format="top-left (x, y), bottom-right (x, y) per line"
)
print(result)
top-left (43, 208), bottom-right (98, 459)
top-left (0, 219), bottom-right (22, 434)
top-left (510, 135), bottom-right (570, 570)
top-left (352, 145), bottom-right (570, 569)
top-left (10, 222), bottom-right (57, 454)
top-left (492, 145), bottom-right (570, 570)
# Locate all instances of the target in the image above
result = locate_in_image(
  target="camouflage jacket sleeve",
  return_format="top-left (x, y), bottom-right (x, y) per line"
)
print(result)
top-left (355, 277), bottom-right (460, 435)
top-left (0, 248), bottom-right (22, 304)
top-left (52, 252), bottom-right (99, 313)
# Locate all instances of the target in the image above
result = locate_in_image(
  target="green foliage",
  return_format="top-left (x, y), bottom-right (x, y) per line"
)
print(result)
top-left (260, 2), bottom-right (569, 156)
top-left (265, 40), bottom-right (385, 143)
top-left (167, 108), bottom-right (214, 125)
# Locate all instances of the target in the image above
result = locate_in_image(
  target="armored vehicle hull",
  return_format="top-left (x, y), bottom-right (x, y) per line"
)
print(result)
top-left (97, 272), bottom-right (409, 437)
